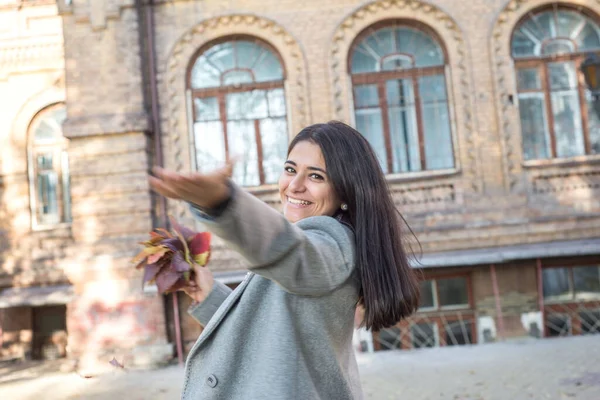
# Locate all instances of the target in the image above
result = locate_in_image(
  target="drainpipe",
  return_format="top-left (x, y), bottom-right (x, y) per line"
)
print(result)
top-left (136, 0), bottom-right (184, 365)
top-left (489, 264), bottom-right (505, 340)
top-left (536, 258), bottom-right (545, 338)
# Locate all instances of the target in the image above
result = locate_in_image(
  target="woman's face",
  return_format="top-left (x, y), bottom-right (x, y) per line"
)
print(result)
top-left (278, 140), bottom-right (341, 223)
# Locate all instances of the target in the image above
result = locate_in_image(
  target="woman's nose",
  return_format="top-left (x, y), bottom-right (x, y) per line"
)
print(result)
top-left (288, 174), bottom-right (306, 192)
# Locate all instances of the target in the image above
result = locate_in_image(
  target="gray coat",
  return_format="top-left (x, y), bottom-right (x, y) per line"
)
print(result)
top-left (181, 186), bottom-right (363, 400)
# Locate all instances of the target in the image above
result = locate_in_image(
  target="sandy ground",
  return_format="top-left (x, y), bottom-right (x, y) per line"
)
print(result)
top-left (0, 335), bottom-right (599, 400)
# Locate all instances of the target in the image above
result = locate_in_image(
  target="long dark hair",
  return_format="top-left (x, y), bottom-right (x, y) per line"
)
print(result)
top-left (288, 121), bottom-right (420, 330)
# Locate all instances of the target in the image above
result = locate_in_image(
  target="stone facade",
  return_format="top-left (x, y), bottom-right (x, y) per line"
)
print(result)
top-left (1, 0), bottom-right (599, 364)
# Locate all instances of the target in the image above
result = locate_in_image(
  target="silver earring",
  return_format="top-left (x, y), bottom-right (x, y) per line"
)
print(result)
top-left (341, 203), bottom-right (348, 211)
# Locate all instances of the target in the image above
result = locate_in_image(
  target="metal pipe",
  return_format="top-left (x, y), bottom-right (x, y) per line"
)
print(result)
top-left (536, 258), bottom-right (545, 338)
top-left (490, 264), bottom-right (505, 340)
top-left (137, 0), bottom-right (184, 365)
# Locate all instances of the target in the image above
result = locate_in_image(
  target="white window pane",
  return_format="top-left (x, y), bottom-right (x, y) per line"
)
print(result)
top-left (517, 68), bottom-right (542, 91)
top-left (253, 51), bottom-right (284, 82)
top-left (61, 151), bottom-right (71, 223)
top-left (194, 97), bottom-right (220, 121)
top-left (260, 118), bottom-right (288, 184)
top-left (419, 75), bottom-right (453, 170)
top-left (190, 56), bottom-right (221, 89)
top-left (222, 70), bottom-right (254, 86)
top-left (354, 85), bottom-right (379, 108)
top-left (37, 171), bottom-right (59, 224)
top-left (421, 103), bottom-right (453, 169)
top-left (585, 90), bottom-right (600, 155)
top-left (267, 89), bottom-right (286, 117)
top-left (194, 121), bottom-right (226, 173)
top-left (351, 50), bottom-right (378, 74)
top-left (387, 79), bottom-right (420, 173)
top-left (551, 91), bottom-right (585, 158)
top-left (355, 108), bottom-right (386, 173)
top-left (226, 90), bottom-right (268, 120)
top-left (518, 94), bottom-right (551, 160)
top-left (227, 120), bottom-right (260, 186)
top-left (548, 62), bottom-right (578, 90)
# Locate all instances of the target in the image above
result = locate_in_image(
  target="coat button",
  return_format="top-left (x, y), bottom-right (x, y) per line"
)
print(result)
top-left (206, 374), bottom-right (218, 388)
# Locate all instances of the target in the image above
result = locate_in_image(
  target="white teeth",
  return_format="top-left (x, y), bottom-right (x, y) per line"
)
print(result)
top-left (288, 197), bottom-right (311, 206)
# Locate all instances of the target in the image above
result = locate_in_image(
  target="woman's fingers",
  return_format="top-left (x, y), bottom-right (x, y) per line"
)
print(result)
top-left (148, 176), bottom-right (181, 199)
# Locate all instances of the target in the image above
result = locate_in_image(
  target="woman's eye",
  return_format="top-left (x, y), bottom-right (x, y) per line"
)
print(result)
top-left (284, 166), bottom-right (295, 173)
top-left (310, 173), bottom-right (324, 180)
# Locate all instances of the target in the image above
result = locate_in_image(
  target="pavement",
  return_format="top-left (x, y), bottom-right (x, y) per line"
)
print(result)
top-left (0, 335), bottom-right (599, 400)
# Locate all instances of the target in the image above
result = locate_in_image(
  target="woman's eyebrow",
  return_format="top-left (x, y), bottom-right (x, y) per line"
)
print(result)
top-left (285, 160), bottom-right (327, 174)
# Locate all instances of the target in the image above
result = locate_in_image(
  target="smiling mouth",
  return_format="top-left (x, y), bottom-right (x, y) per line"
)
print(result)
top-left (286, 196), bottom-right (313, 206)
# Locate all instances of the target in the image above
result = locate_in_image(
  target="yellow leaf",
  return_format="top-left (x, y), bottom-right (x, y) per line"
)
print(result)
top-left (193, 252), bottom-right (210, 266)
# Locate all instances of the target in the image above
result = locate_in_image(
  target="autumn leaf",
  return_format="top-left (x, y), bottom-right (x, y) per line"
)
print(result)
top-left (189, 232), bottom-right (211, 256)
top-left (109, 357), bottom-right (125, 369)
top-left (147, 246), bottom-right (169, 264)
top-left (155, 268), bottom-right (181, 293)
top-left (143, 263), bottom-right (162, 284)
top-left (171, 252), bottom-right (191, 273)
top-left (193, 252), bottom-right (210, 267)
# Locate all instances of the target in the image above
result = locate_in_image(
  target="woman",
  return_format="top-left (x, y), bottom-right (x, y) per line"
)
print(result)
top-left (149, 121), bottom-right (420, 400)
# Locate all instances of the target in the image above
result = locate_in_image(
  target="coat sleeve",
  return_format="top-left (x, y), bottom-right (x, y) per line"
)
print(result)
top-left (187, 280), bottom-right (232, 327)
top-left (190, 183), bottom-right (356, 296)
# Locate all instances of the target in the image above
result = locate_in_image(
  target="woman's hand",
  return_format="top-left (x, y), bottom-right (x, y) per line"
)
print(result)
top-left (148, 163), bottom-right (234, 209)
top-left (182, 263), bottom-right (215, 304)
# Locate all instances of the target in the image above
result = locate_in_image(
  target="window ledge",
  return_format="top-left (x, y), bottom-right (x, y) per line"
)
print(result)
top-left (523, 154), bottom-right (600, 170)
top-left (385, 168), bottom-right (460, 184)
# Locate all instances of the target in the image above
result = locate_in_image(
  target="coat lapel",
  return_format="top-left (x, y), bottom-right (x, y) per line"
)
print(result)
top-left (187, 272), bottom-right (254, 357)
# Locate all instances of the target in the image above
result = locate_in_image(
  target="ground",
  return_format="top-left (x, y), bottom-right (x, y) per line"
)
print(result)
top-left (0, 335), bottom-right (599, 399)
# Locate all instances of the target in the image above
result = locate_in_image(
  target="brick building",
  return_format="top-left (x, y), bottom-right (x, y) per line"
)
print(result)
top-left (0, 0), bottom-right (599, 366)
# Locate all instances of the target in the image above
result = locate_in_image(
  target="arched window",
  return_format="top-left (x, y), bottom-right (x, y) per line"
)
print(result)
top-left (28, 104), bottom-right (70, 226)
top-left (188, 38), bottom-right (289, 186)
top-left (512, 7), bottom-right (600, 160)
top-left (350, 23), bottom-right (454, 174)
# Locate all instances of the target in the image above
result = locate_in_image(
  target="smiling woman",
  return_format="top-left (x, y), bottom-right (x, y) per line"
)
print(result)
top-left (279, 141), bottom-right (342, 223)
top-left (148, 120), bottom-right (420, 400)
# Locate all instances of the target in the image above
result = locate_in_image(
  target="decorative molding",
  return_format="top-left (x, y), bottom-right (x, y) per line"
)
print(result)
top-left (163, 14), bottom-right (310, 220)
top-left (0, 39), bottom-right (64, 78)
top-left (391, 183), bottom-right (456, 206)
top-left (329, 0), bottom-right (481, 193)
top-left (490, 0), bottom-right (600, 192)
top-left (532, 171), bottom-right (600, 194)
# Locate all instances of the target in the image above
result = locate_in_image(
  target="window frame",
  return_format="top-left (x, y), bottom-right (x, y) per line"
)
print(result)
top-left (418, 274), bottom-right (473, 312)
top-left (514, 54), bottom-right (597, 161)
top-left (511, 7), bottom-right (600, 163)
top-left (186, 36), bottom-right (288, 188)
top-left (348, 21), bottom-right (456, 175)
top-left (541, 264), bottom-right (600, 304)
top-left (27, 104), bottom-right (71, 230)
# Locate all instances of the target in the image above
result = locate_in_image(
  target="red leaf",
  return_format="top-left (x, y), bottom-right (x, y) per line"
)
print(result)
top-left (147, 247), bottom-right (169, 264)
top-left (189, 232), bottom-right (211, 256)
